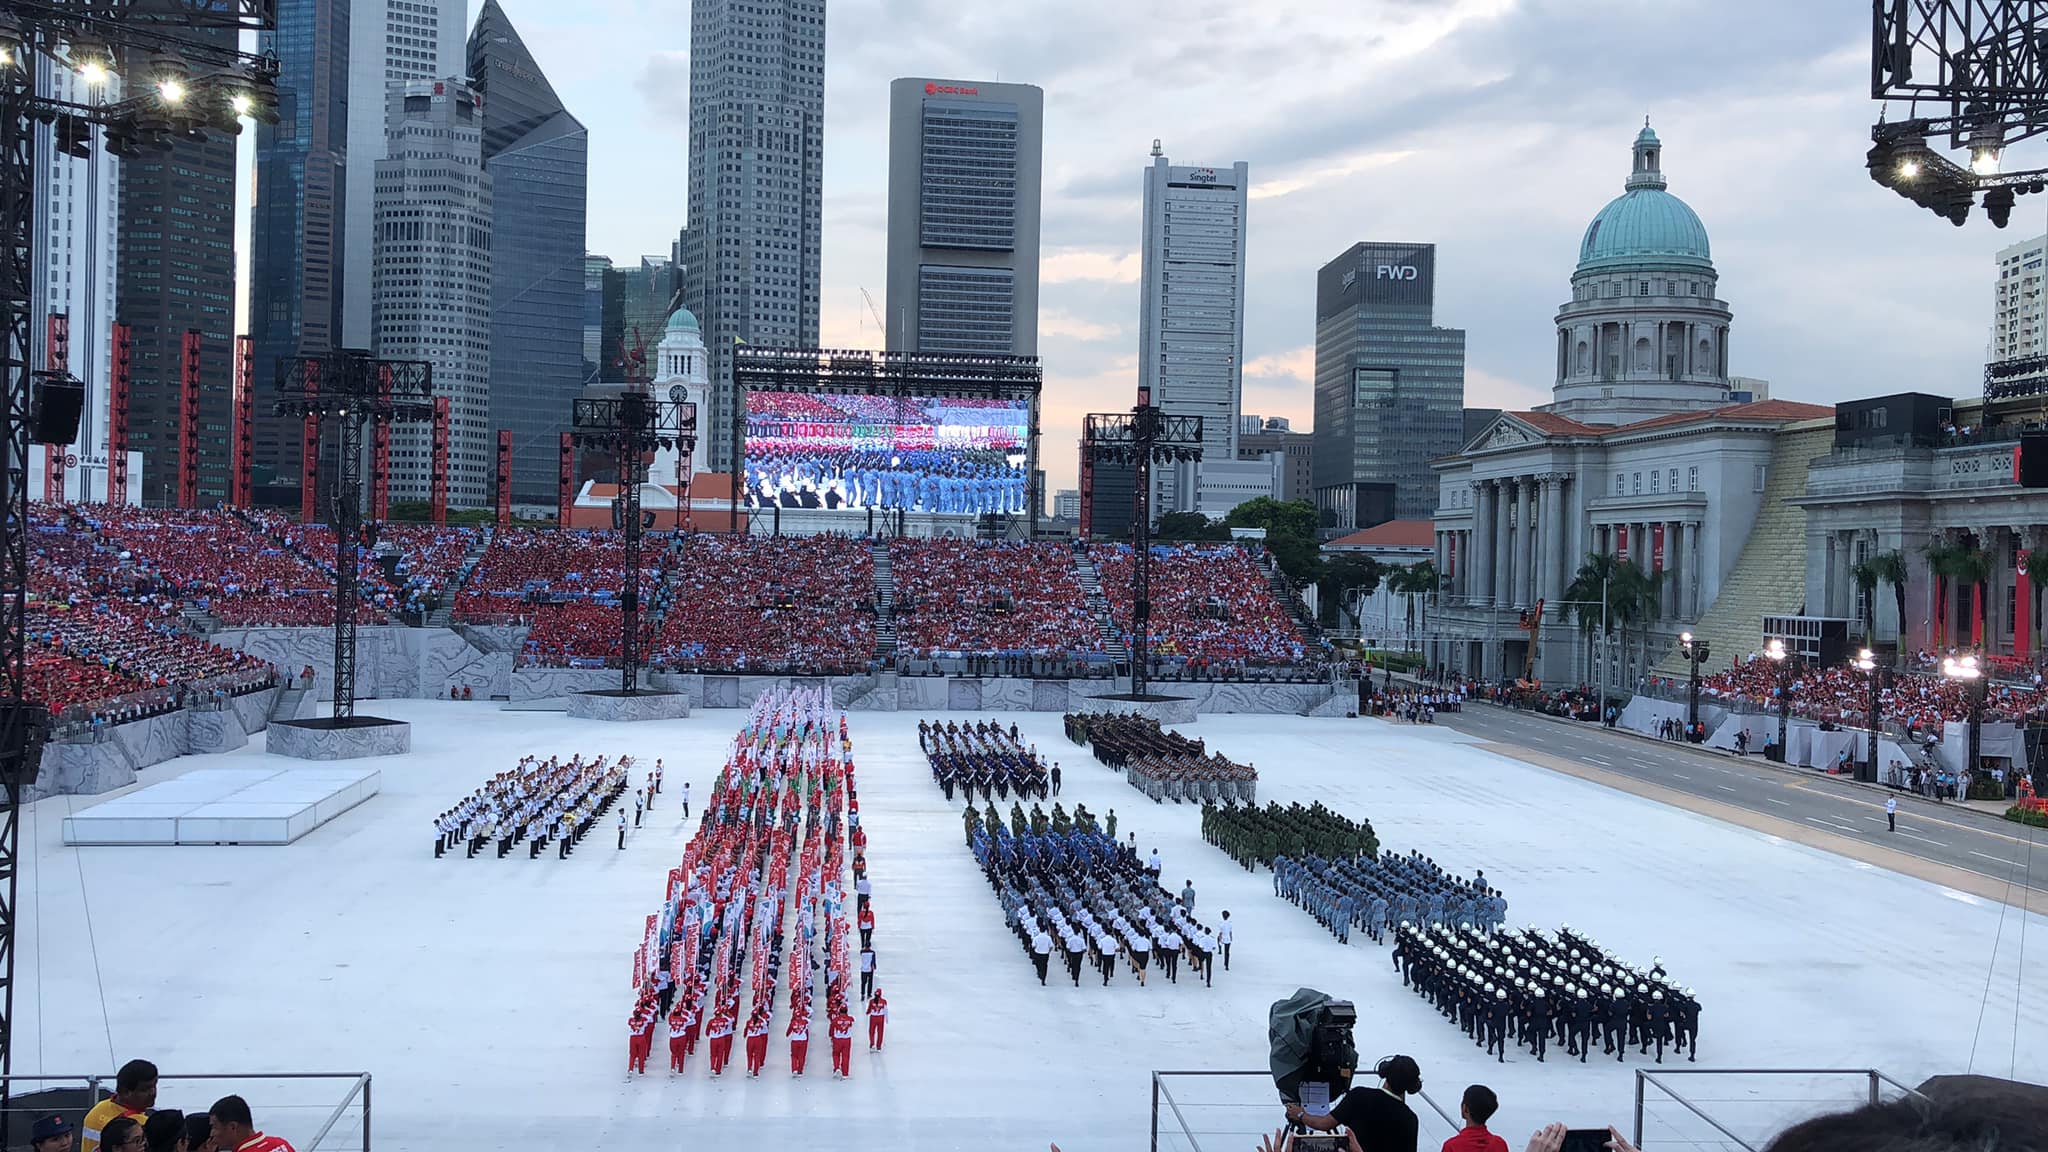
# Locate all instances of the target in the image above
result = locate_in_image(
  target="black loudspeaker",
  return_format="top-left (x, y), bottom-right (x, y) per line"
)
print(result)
top-left (31, 379), bottom-right (85, 445)
top-left (2020, 433), bottom-right (2048, 488)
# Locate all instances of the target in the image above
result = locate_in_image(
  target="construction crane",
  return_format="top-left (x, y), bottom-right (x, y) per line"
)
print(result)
top-left (859, 288), bottom-right (888, 343)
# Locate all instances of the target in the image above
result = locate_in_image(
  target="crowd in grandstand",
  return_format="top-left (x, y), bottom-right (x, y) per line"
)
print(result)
top-left (1090, 543), bottom-right (1312, 671)
top-left (652, 534), bottom-right (876, 674)
top-left (890, 539), bottom-right (1104, 664)
top-left (1690, 651), bottom-right (2048, 736)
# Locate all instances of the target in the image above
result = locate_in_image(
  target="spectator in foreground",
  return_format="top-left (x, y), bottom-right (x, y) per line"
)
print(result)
top-left (142, 1111), bottom-right (185, 1152)
top-left (96, 1118), bottom-right (145, 1152)
top-left (82, 1059), bottom-right (157, 1152)
top-left (206, 1096), bottom-right (295, 1152)
top-left (1284, 1054), bottom-right (1422, 1152)
top-left (180, 1114), bottom-right (212, 1152)
top-left (31, 1115), bottom-right (74, 1152)
top-left (1444, 1086), bottom-right (1507, 1152)
top-left (1522, 1084), bottom-right (2048, 1152)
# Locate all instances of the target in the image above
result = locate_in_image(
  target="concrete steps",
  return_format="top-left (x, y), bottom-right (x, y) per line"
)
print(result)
top-left (1073, 552), bottom-right (1129, 659)
top-left (1655, 425), bottom-right (1833, 676)
top-left (871, 542), bottom-right (897, 661)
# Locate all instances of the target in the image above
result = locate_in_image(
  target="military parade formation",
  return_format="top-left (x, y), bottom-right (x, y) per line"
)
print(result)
top-left (929, 723), bottom-right (1226, 989)
top-left (1203, 800), bottom-right (1377, 871)
top-left (1277, 850), bottom-right (1509, 944)
top-left (433, 753), bottom-right (635, 860)
top-left (1064, 712), bottom-right (1256, 804)
top-left (918, 719), bottom-right (1053, 801)
top-left (1393, 922), bottom-right (1702, 1064)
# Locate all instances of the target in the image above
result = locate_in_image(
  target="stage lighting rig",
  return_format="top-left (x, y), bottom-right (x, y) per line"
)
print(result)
top-left (1080, 388), bottom-right (1203, 699)
top-left (276, 350), bottom-right (434, 722)
top-left (1869, 1), bottom-right (2048, 226)
top-left (571, 391), bottom-right (698, 695)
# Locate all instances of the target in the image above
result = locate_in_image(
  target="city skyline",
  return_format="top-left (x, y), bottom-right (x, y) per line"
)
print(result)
top-left (492, 0), bottom-right (2015, 500)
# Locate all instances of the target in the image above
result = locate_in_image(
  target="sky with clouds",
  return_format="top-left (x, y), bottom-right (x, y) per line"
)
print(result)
top-left (486, 0), bottom-right (2028, 495)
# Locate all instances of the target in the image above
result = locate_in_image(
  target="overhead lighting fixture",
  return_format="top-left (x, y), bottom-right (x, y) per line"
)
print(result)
top-left (229, 92), bottom-right (254, 116)
top-left (1897, 159), bottom-right (1921, 180)
top-left (76, 57), bottom-right (110, 87)
top-left (1971, 147), bottom-right (2002, 176)
top-left (157, 78), bottom-right (187, 104)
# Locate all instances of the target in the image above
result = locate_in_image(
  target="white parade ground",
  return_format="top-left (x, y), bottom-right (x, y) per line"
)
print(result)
top-left (15, 702), bottom-right (2047, 1151)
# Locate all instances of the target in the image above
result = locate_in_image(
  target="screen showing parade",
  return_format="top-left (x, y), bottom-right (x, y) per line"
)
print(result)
top-left (742, 391), bottom-right (1031, 514)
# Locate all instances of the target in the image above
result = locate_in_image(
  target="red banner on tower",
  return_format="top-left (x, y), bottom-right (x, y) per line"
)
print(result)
top-left (1616, 525), bottom-right (1630, 563)
top-left (44, 313), bottom-right (68, 502)
top-left (558, 433), bottom-right (574, 525)
top-left (371, 365), bottom-right (392, 522)
top-left (231, 335), bottom-right (253, 507)
top-left (431, 398), bottom-right (450, 526)
top-left (178, 329), bottom-right (202, 508)
top-left (108, 322), bottom-right (131, 505)
top-left (496, 429), bottom-right (513, 528)
top-left (301, 413), bottom-right (321, 524)
top-left (1651, 523), bottom-right (1666, 572)
top-left (1447, 534), bottom-right (1457, 578)
top-left (1078, 445), bottom-right (1094, 539)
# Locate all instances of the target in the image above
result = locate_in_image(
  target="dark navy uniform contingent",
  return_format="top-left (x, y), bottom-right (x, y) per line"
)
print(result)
top-left (1392, 921), bottom-right (1701, 1064)
top-left (920, 720), bottom-right (1049, 802)
top-left (1275, 848), bottom-right (1507, 946)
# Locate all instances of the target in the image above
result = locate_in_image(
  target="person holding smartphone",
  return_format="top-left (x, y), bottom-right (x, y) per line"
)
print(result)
top-left (1283, 1054), bottom-right (1422, 1152)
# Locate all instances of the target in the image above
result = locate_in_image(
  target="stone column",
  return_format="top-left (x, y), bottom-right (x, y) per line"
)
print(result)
top-left (1515, 479), bottom-right (1537, 608)
top-left (1471, 483), bottom-right (1495, 606)
top-left (1540, 475), bottom-right (1565, 602)
top-left (1494, 481), bottom-right (1513, 609)
top-left (1686, 520), bottom-right (1704, 619)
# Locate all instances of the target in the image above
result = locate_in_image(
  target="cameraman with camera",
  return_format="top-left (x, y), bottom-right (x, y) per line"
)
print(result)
top-left (1283, 1055), bottom-right (1423, 1152)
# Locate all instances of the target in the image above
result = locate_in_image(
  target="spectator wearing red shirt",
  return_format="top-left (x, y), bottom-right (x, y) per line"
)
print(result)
top-left (1442, 1085), bottom-right (1508, 1152)
top-left (206, 1096), bottom-right (295, 1152)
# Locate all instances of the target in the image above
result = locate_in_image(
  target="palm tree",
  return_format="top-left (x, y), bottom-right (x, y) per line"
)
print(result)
top-left (1559, 553), bottom-right (1623, 693)
top-left (1851, 558), bottom-right (1880, 641)
top-left (1867, 549), bottom-right (1909, 656)
top-left (1954, 544), bottom-right (1993, 647)
top-left (1922, 539), bottom-right (1967, 648)
top-left (1609, 560), bottom-right (1663, 689)
top-left (1403, 560), bottom-right (1438, 646)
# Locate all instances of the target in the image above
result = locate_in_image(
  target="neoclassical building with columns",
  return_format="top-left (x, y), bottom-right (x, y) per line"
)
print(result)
top-left (1427, 124), bottom-right (1829, 682)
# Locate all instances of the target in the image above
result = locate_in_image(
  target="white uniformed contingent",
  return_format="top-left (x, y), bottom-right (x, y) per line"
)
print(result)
top-left (433, 754), bottom-right (631, 860)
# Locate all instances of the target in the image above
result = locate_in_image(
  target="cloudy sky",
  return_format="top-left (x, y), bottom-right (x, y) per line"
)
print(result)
top-left (487, 0), bottom-right (2026, 493)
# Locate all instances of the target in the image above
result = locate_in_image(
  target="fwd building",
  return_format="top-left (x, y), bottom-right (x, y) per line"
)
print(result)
top-left (1312, 242), bottom-right (1466, 532)
top-left (885, 78), bottom-right (1044, 355)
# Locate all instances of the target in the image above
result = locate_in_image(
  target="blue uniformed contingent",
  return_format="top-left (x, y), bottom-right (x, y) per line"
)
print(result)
top-left (1274, 849), bottom-right (1507, 945)
top-left (1392, 921), bottom-right (1701, 1064)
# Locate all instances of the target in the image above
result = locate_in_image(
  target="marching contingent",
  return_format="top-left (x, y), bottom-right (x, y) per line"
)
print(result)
top-left (1393, 922), bottom-right (1703, 1064)
top-left (917, 719), bottom-right (1053, 802)
top-left (928, 721), bottom-right (1229, 989)
top-left (624, 687), bottom-right (886, 1081)
top-left (1065, 712), bottom-right (1257, 804)
top-left (432, 753), bottom-right (634, 860)
top-left (1276, 850), bottom-right (1510, 944)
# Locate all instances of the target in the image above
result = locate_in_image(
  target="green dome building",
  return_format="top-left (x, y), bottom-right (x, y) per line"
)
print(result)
top-left (1548, 123), bottom-right (1735, 424)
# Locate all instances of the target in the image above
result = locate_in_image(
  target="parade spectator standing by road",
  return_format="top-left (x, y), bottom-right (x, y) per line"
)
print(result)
top-left (206, 1096), bottom-right (296, 1152)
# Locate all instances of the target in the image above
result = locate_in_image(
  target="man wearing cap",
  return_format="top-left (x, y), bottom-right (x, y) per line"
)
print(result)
top-left (866, 989), bottom-right (888, 1050)
top-left (82, 1060), bottom-right (155, 1152)
top-left (32, 1115), bottom-right (74, 1152)
top-left (206, 1096), bottom-right (294, 1152)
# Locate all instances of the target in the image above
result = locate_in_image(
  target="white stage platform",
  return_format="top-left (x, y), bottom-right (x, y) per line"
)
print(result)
top-left (61, 766), bottom-right (382, 846)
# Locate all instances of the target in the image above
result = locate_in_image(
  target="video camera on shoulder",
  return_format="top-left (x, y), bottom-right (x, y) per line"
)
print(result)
top-left (1268, 987), bottom-right (1359, 1112)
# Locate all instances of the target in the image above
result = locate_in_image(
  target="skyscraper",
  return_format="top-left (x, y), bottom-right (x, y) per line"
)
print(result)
top-left (32, 63), bottom-right (122, 499)
top-left (374, 78), bottom-right (492, 508)
top-left (884, 77), bottom-right (1042, 355)
top-left (682, 0), bottom-right (826, 473)
top-left (1138, 149), bottom-right (1247, 519)
top-left (583, 253), bottom-right (612, 380)
top-left (1989, 233), bottom-right (2048, 365)
top-left (250, 0), bottom-right (351, 502)
top-left (116, 31), bottom-right (238, 505)
top-left (342, 0), bottom-right (467, 348)
top-left (1310, 242), bottom-right (1467, 531)
top-left (469, 0), bottom-right (588, 506)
